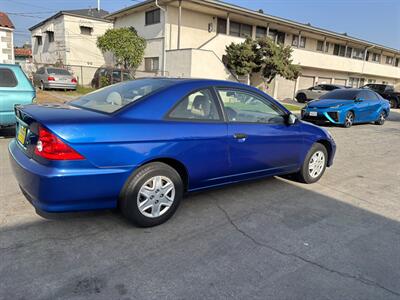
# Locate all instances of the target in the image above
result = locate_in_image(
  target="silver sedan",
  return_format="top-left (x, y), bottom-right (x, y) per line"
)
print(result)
top-left (33, 67), bottom-right (77, 90)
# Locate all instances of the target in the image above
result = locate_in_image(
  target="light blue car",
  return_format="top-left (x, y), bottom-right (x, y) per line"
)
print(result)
top-left (301, 89), bottom-right (390, 128)
top-left (0, 64), bottom-right (35, 128)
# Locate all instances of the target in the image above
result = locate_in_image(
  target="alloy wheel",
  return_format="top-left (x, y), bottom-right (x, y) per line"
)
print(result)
top-left (308, 150), bottom-right (326, 178)
top-left (137, 176), bottom-right (175, 218)
top-left (345, 112), bottom-right (353, 128)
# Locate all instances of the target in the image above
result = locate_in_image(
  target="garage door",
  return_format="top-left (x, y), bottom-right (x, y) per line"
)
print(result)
top-left (298, 76), bottom-right (314, 90)
top-left (318, 77), bottom-right (332, 84)
top-left (335, 78), bottom-right (347, 86)
top-left (276, 77), bottom-right (296, 100)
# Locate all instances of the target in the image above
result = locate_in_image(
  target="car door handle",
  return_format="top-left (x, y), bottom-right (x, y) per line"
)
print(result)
top-left (233, 133), bottom-right (248, 141)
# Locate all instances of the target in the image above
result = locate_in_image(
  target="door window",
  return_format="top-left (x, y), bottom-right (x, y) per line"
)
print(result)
top-left (217, 89), bottom-right (285, 124)
top-left (168, 89), bottom-right (221, 121)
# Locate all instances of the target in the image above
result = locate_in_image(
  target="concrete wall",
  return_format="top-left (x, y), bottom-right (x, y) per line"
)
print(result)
top-left (63, 15), bottom-right (113, 67)
top-left (0, 27), bottom-right (14, 64)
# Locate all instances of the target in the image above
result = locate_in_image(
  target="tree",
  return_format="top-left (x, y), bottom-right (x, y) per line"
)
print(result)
top-left (224, 37), bottom-right (301, 84)
top-left (97, 27), bottom-right (146, 70)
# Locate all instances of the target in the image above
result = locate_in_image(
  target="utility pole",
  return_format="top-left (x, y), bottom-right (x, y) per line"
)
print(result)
top-left (97, 0), bottom-right (100, 11)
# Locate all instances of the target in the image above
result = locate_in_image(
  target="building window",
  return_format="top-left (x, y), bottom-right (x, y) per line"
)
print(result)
top-left (145, 8), bottom-right (160, 25)
top-left (385, 56), bottom-right (393, 65)
top-left (333, 44), bottom-right (346, 57)
top-left (292, 35), bottom-right (306, 48)
top-left (80, 26), bottom-right (93, 35)
top-left (229, 21), bottom-right (252, 38)
top-left (317, 40), bottom-right (330, 52)
top-left (348, 77), bottom-right (365, 88)
top-left (371, 53), bottom-right (381, 62)
top-left (144, 57), bottom-right (159, 71)
top-left (47, 31), bottom-right (54, 43)
top-left (395, 58), bottom-right (399, 67)
top-left (345, 47), bottom-right (352, 58)
top-left (36, 36), bottom-right (42, 46)
top-left (268, 30), bottom-right (285, 45)
top-left (352, 48), bottom-right (364, 60)
top-left (256, 26), bottom-right (267, 38)
top-left (368, 79), bottom-right (376, 84)
top-left (217, 18), bottom-right (227, 34)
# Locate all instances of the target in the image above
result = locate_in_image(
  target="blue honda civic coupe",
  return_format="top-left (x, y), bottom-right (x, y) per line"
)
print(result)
top-left (301, 88), bottom-right (390, 128)
top-left (9, 78), bottom-right (336, 227)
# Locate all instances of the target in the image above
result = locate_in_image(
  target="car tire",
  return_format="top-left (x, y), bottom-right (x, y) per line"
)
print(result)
top-left (119, 162), bottom-right (183, 227)
top-left (295, 143), bottom-right (328, 184)
top-left (296, 93), bottom-right (307, 103)
top-left (374, 111), bottom-right (386, 125)
top-left (40, 81), bottom-right (46, 91)
top-left (389, 98), bottom-right (398, 109)
top-left (343, 111), bottom-right (354, 128)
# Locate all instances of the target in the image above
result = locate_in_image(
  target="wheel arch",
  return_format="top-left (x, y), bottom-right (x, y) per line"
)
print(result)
top-left (140, 157), bottom-right (189, 192)
top-left (316, 139), bottom-right (334, 167)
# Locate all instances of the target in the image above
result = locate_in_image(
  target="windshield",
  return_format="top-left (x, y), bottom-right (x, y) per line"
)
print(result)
top-left (71, 79), bottom-right (175, 113)
top-left (319, 89), bottom-right (359, 100)
top-left (47, 68), bottom-right (71, 76)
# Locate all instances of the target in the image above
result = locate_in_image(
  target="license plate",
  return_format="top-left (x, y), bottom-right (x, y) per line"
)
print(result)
top-left (17, 125), bottom-right (27, 145)
top-left (309, 111), bottom-right (318, 117)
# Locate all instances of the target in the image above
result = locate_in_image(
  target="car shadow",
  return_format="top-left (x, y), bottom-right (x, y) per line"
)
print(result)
top-left (1, 176), bottom-right (400, 299)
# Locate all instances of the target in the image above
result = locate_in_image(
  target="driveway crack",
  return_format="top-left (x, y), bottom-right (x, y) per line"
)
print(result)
top-left (214, 199), bottom-right (400, 298)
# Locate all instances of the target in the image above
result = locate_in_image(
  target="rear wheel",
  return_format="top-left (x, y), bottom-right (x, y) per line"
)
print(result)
top-left (296, 93), bottom-right (307, 103)
top-left (40, 81), bottom-right (45, 91)
top-left (343, 111), bottom-right (354, 128)
top-left (295, 143), bottom-right (328, 184)
top-left (375, 111), bottom-right (386, 125)
top-left (119, 162), bottom-right (183, 227)
top-left (389, 98), bottom-right (398, 109)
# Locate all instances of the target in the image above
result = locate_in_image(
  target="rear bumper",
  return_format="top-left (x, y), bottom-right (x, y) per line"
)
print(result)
top-left (45, 82), bottom-right (77, 90)
top-left (8, 139), bottom-right (131, 212)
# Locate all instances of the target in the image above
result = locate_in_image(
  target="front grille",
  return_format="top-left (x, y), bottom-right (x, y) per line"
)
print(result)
top-left (302, 114), bottom-right (329, 123)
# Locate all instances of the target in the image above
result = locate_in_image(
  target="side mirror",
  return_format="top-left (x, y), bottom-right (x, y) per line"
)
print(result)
top-left (287, 113), bottom-right (297, 125)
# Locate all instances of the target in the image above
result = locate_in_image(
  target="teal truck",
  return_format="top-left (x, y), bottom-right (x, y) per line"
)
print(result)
top-left (0, 64), bottom-right (35, 128)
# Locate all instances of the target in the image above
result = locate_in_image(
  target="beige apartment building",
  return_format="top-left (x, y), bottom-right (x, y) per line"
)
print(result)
top-left (29, 9), bottom-right (113, 85)
top-left (107, 0), bottom-right (400, 100)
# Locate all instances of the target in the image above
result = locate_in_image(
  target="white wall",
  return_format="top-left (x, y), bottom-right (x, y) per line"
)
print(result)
top-left (0, 27), bottom-right (14, 64)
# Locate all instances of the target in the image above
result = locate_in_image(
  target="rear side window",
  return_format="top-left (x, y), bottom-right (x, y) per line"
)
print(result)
top-left (319, 90), bottom-right (359, 100)
top-left (168, 89), bottom-right (221, 121)
top-left (0, 68), bottom-right (18, 87)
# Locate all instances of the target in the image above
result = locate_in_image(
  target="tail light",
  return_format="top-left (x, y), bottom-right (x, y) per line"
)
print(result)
top-left (47, 76), bottom-right (55, 81)
top-left (35, 126), bottom-right (84, 160)
top-left (71, 78), bottom-right (77, 83)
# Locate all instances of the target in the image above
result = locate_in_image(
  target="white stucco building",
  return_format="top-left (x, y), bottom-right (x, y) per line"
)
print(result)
top-left (29, 9), bottom-right (113, 84)
top-left (106, 0), bottom-right (400, 99)
top-left (0, 12), bottom-right (15, 64)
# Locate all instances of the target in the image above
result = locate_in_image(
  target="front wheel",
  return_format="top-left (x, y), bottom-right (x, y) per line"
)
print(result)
top-left (343, 111), bottom-right (354, 128)
top-left (296, 93), bottom-right (307, 103)
top-left (119, 162), bottom-right (183, 227)
top-left (375, 111), bottom-right (386, 125)
top-left (295, 143), bottom-right (328, 184)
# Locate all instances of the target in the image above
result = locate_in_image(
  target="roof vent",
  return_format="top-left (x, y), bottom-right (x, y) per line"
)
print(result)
top-left (258, 9), bottom-right (264, 14)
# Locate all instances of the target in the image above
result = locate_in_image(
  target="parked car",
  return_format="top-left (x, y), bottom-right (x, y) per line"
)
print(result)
top-left (9, 78), bottom-right (336, 227)
top-left (90, 67), bottom-right (132, 88)
top-left (33, 67), bottom-right (77, 90)
top-left (361, 84), bottom-right (400, 108)
top-left (295, 84), bottom-right (348, 103)
top-left (301, 88), bottom-right (390, 128)
top-left (0, 64), bottom-right (35, 128)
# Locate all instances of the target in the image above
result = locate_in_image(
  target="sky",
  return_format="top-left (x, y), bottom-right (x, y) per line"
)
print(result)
top-left (1, 0), bottom-right (399, 49)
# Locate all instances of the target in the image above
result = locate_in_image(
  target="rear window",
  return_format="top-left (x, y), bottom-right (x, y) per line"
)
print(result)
top-left (319, 89), bottom-right (359, 100)
top-left (0, 68), bottom-right (18, 87)
top-left (47, 68), bottom-right (71, 76)
top-left (71, 79), bottom-right (175, 113)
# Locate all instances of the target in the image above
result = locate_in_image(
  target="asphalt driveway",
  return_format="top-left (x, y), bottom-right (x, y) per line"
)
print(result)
top-left (1, 111), bottom-right (400, 300)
